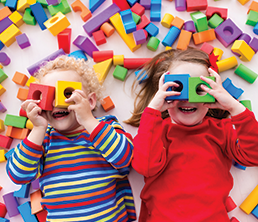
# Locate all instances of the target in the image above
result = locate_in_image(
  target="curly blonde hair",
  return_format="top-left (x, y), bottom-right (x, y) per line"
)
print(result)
top-left (34, 55), bottom-right (103, 103)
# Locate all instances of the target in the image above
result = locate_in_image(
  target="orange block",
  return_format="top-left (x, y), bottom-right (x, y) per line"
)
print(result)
top-left (171, 16), bottom-right (184, 29)
top-left (30, 189), bottom-right (43, 214)
top-left (17, 88), bottom-right (29, 101)
top-left (71, 0), bottom-right (92, 22)
top-left (176, 30), bottom-right (192, 50)
top-left (100, 22), bottom-right (115, 37)
top-left (12, 71), bottom-right (29, 86)
top-left (192, 29), bottom-right (216, 45)
top-left (248, 1), bottom-right (258, 13)
top-left (0, 7), bottom-right (12, 21)
top-left (6, 126), bottom-right (30, 139)
top-left (101, 96), bottom-right (115, 112)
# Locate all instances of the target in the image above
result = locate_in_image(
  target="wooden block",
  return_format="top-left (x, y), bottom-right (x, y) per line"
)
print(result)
top-left (6, 126), bottom-right (30, 140)
top-left (12, 71), bottom-right (29, 86)
top-left (101, 96), bottom-right (115, 112)
top-left (30, 190), bottom-right (43, 214)
top-left (17, 88), bottom-right (29, 101)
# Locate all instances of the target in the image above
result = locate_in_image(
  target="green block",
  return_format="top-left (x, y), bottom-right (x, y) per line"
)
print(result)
top-left (246, 10), bottom-right (258, 26)
top-left (37, 0), bottom-right (48, 8)
top-left (132, 12), bottom-right (141, 24)
top-left (190, 11), bottom-right (208, 32)
top-left (4, 114), bottom-right (27, 128)
top-left (208, 14), bottom-right (224, 29)
top-left (240, 100), bottom-right (252, 111)
top-left (23, 8), bottom-right (36, 25)
top-left (113, 65), bottom-right (128, 81)
top-left (234, 64), bottom-right (258, 84)
top-left (47, 0), bottom-right (71, 16)
top-left (147, 36), bottom-right (160, 51)
top-left (189, 76), bottom-right (215, 103)
top-left (0, 69), bottom-right (8, 83)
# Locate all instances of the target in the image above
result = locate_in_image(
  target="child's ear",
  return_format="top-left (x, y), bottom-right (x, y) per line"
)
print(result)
top-left (87, 92), bottom-right (97, 111)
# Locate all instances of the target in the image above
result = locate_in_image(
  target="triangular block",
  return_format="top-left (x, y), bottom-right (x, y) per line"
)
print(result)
top-left (93, 58), bottom-right (113, 84)
top-left (89, 0), bottom-right (105, 13)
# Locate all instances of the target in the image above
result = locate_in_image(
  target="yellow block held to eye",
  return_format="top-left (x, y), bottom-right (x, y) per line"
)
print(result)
top-left (55, 81), bottom-right (82, 108)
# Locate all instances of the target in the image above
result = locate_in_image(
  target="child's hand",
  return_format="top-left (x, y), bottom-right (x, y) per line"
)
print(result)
top-left (148, 72), bottom-right (181, 112)
top-left (200, 68), bottom-right (246, 116)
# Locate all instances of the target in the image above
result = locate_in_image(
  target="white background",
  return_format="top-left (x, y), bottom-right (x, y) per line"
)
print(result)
top-left (1, 0), bottom-right (258, 221)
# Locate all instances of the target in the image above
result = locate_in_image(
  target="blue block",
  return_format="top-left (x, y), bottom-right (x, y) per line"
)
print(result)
top-left (120, 9), bottom-right (137, 34)
top-left (150, 0), bottom-right (161, 22)
top-left (68, 50), bottom-right (88, 61)
top-left (254, 22), bottom-right (258, 35)
top-left (252, 204), bottom-right (258, 218)
top-left (30, 2), bottom-right (48, 30)
top-left (5, 0), bottom-right (17, 10)
top-left (18, 202), bottom-right (38, 222)
top-left (14, 183), bottom-right (31, 198)
top-left (4, 148), bottom-right (14, 159)
top-left (145, 22), bottom-right (159, 37)
top-left (0, 218), bottom-right (9, 222)
top-left (127, 0), bottom-right (138, 6)
top-left (164, 74), bottom-right (190, 101)
top-left (162, 26), bottom-right (181, 47)
top-left (89, 0), bottom-right (105, 13)
top-left (135, 69), bottom-right (148, 84)
top-left (0, 41), bottom-right (4, 51)
top-left (222, 78), bottom-right (244, 99)
top-left (233, 161), bottom-right (246, 170)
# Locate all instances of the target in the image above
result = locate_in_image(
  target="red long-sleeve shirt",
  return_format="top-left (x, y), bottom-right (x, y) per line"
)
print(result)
top-left (133, 107), bottom-right (258, 222)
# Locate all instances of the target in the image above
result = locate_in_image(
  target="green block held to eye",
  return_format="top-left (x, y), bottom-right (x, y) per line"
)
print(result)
top-left (188, 76), bottom-right (215, 103)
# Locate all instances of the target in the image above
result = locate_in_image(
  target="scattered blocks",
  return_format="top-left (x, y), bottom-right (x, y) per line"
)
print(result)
top-left (246, 10), bottom-right (258, 26)
top-left (113, 65), bottom-right (128, 81)
top-left (0, 102), bottom-right (7, 113)
top-left (240, 100), bottom-right (252, 111)
top-left (4, 148), bottom-right (14, 160)
top-left (9, 11), bottom-right (24, 27)
top-left (17, 0), bottom-right (37, 13)
top-left (140, 0), bottom-right (151, 9)
top-left (57, 28), bottom-right (71, 54)
top-left (112, 0), bottom-right (130, 11)
top-left (0, 85), bottom-right (6, 96)
top-left (0, 119), bottom-right (4, 132)
top-left (206, 6), bottom-right (228, 20)
top-left (171, 16), bottom-right (184, 29)
top-left (222, 78), bottom-right (244, 99)
top-left (0, 7), bottom-right (12, 21)
top-left (136, 14), bottom-right (150, 30)
top-left (73, 35), bottom-right (99, 58)
top-left (249, 37), bottom-right (258, 53)
top-left (23, 8), bottom-right (36, 25)
top-left (101, 96), bottom-right (115, 112)
top-left (46, 0), bottom-right (60, 6)
top-left (30, 2), bottom-right (48, 30)
top-left (231, 40), bottom-right (255, 61)
top-left (184, 20), bottom-right (196, 32)
top-left (26, 76), bottom-right (38, 87)
top-left (200, 42), bottom-right (214, 54)
top-left (240, 185), bottom-right (258, 214)
top-left (213, 47), bottom-right (223, 60)
top-left (93, 58), bottom-right (113, 84)
top-left (248, 1), bottom-right (258, 14)
top-left (5, 0), bottom-right (18, 11)
top-left (47, 0), bottom-right (71, 16)
top-left (0, 24), bottom-right (22, 47)
top-left (147, 36), bottom-right (160, 51)
top-left (3, 192), bottom-right (20, 217)
top-left (234, 63), bottom-right (258, 83)
top-left (175, 0), bottom-right (186, 11)
top-left (113, 55), bottom-right (124, 66)
top-left (238, 0), bottom-right (250, 5)
top-left (208, 14), bottom-right (224, 29)
top-left (16, 33), bottom-right (31, 49)
top-left (92, 30), bottom-right (106, 46)
top-left (71, 0), bottom-right (92, 22)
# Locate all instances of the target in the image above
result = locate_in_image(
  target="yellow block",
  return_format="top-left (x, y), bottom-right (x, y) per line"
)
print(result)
top-left (55, 81), bottom-right (82, 108)
top-left (0, 149), bottom-right (6, 163)
top-left (93, 58), bottom-right (113, 84)
top-left (44, 12), bottom-right (70, 36)
top-left (9, 11), bottom-right (24, 27)
top-left (113, 55), bottom-right (124, 66)
top-left (165, 46), bottom-right (172, 50)
top-left (231, 40), bottom-right (255, 62)
top-left (110, 13), bottom-right (141, 52)
top-left (0, 119), bottom-right (4, 133)
top-left (213, 47), bottom-right (223, 61)
top-left (240, 185), bottom-right (258, 214)
top-left (237, 0), bottom-right (249, 5)
top-left (216, 56), bottom-right (238, 73)
top-left (161, 13), bottom-right (174, 28)
top-left (17, 0), bottom-right (36, 12)
top-left (26, 119), bottom-right (33, 130)
top-left (0, 24), bottom-right (22, 47)
top-left (0, 84), bottom-right (6, 96)
top-left (26, 76), bottom-right (38, 87)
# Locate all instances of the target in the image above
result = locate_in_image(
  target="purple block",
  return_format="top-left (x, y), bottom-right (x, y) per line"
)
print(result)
top-left (133, 29), bottom-right (147, 45)
top-left (0, 101), bottom-right (7, 112)
top-left (31, 179), bottom-right (40, 190)
top-left (0, 52), bottom-right (10, 66)
top-left (16, 33), bottom-right (31, 49)
top-left (3, 192), bottom-right (19, 217)
top-left (250, 37), bottom-right (258, 53)
top-left (27, 48), bottom-right (66, 75)
top-left (46, 0), bottom-right (59, 5)
top-left (140, 0), bottom-right (151, 9)
top-left (215, 18), bottom-right (242, 48)
top-left (73, 35), bottom-right (99, 58)
top-left (0, 17), bottom-right (12, 34)
top-left (83, 3), bottom-right (120, 36)
top-left (184, 20), bottom-right (196, 32)
top-left (238, 33), bottom-right (251, 44)
top-left (175, 0), bottom-right (186, 11)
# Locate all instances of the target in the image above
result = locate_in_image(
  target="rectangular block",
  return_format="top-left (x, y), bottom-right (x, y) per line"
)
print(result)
top-left (4, 114), bottom-right (27, 128)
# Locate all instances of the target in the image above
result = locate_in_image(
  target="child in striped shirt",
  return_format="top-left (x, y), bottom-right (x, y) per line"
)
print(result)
top-left (7, 55), bottom-right (136, 222)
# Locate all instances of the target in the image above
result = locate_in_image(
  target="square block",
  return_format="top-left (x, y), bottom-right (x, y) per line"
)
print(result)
top-left (0, 134), bottom-right (13, 149)
top-left (0, 149), bottom-right (6, 162)
top-left (12, 71), bottom-right (29, 86)
top-left (189, 76), bottom-right (215, 103)
top-left (113, 65), bottom-right (128, 81)
top-left (0, 69), bottom-right (8, 83)
top-left (101, 96), bottom-right (115, 112)
top-left (17, 87), bottom-right (29, 101)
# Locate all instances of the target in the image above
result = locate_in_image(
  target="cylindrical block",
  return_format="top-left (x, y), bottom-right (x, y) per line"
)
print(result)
top-left (147, 36), bottom-right (160, 51)
top-left (184, 20), bottom-right (196, 32)
top-left (100, 22), bottom-right (115, 37)
top-left (93, 50), bottom-right (113, 63)
top-left (175, 0), bottom-right (186, 11)
top-left (26, 119), bottom-right (34, 130)
top-left (238, 33), bottom-right (251, 44)
top-left (113, 55), bottom-right (124, 66)
top-left (162, 26), bottom-right (181, 47)
top-left (0, 52), bottom-right (11, 66)
top-left (213, 47), bottom-right (224, 60)
top-left (161, 13), bottom-right (174, 28)
top-left (3, 192), bottom-right (19, 217)
top-left (240, 185), bottom-right (258, 214)
top-left (124, 58), bottom-right (151, 69)
top-left (216, 56), bottom-right (238, 73)
top-left (234, 63), bottom-right (258, 83)
top-left (253, 22), bottom-right (258, 35)
top-left (240, 100), bottom-right (252, 111)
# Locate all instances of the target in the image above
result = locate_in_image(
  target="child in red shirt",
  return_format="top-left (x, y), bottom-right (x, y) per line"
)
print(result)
top-left (126, 48), bottom-right (258, 222)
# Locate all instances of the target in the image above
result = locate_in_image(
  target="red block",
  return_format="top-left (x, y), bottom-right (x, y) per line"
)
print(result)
top-left (19, 107), bottom-right (28, 118)
top-left (93, 50), bottom-right (113, 63)
top-left (186, 0), bottom-right (207, 12)
top-left (230, 217), bottom-right (240, 222)
top-left (124, 58), bottom-right (151, 69)
top-left (112, 0), bottom-right (130, 10)
top-left (206, 6), bottom-right (228, 20)
top-left (36, 209), bottom-right (48, 222)
top-left (27, 83), bottom-right (55, 111)
top-left (0, 202), bottom-right (7, 218)
top-left (57, 28), bottom-right (71, 54)
top-left (92, 30), bottom-right (106, 46)
top-left (200, 42), bottom-right (214, 55)
top-left (225, 196), bottom-right (237, 212)
top-left (0, 135), bottom-right (13, 149)
top-left (136, 14), bottom-right (150, 30)
top-left (131, 3), bottom-right (145, 16)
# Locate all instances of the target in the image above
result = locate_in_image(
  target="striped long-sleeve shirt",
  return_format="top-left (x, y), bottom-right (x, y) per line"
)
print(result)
top-left (7, 115), bottom-right (136, 222)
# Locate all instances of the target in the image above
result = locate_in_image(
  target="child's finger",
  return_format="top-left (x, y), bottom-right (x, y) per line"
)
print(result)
top-left (159, 71), bottom-right (170, 89)
top-left (65, 91), bottom-right (83, 104)
top-left (162, 81), bottom-right (179, 91)
top-left (208, 68), bottom-right (221, 85)
top-left (200, 76), bottom-right (218, 89)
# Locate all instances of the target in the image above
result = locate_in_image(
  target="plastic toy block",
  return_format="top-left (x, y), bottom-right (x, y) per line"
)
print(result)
top-left (47, 0), bottom-right (71, 16)
top-left (215, 19), bottom-right (242, 48)
top-left (0, 119), bottom-right (4, 133)
top-left (31, 178), bottom-right (40, 189)
top-left (0, 219), bottom-right (9, 222)
top-left (238, 0), bottom-right (250, 5)
top-left (18, 202), bottom-right (38, 222)
top-left (135, 69), bottom-right (147, 84)
top-left (150, 0), bottom-right (161, 22)
top-left (248, 1), bottom-right (258, 14)
top-left (26, 76), bottom-right (38, 87)
top-left (68, 50), bottom-right (88, 61)
top-left (246, 10), bottom-right (258, 26)
top-left (171, 16), bottom-right (184, 29)
top-left (30, 190), bottom-right (43, 214)
top-left (213, 47), bottom-right (223, 60)
top-left (0, 69), bottom-right (8, 83)
top-left (238, 33), bottom-right (251, 44)
top-left (36, 209), bottom-right (48, 222)
top-left (0, 85), bottom-right (6, 96)
top-left (136, 14), bottom-right (151, 30)
top-left (230, 217), bottom-right (240, 222)
top-left (216, 56), bottom-right (238, 73)
top-left (93, 50), bottom-right (113, 63)
top-left (145, 22), bottom-right (159, 37)
top-left (30, 2), bottom-right (48, 30)
top-left (0, 24), bottom-right (22, 47)
top-left (3, 192), bottom-right (19, 217)
top-left (175, 0), bottom-right (186, 11)
top-left (162, 26), bottom-right (181, 47)
top-left (46, 0), bottom-right (59, 5)
top-left (5, 148), bottom-right (14, 160)
top-left (231, 40), bottom-right (255, 62)
top-left (113, 65), bottom-right (128, 81)
top-left (0, 17), bottom-right (12, 34)
top-left (240, 185), bottom-right (258, 214)
top-left (240, 100), bottom-right (252, 111)
top-left (5, 0), bottom-right (18, 10)
top-left (235, 63), bottom-right (258, 83)
top-left (110, 13), bottom-right (141, 52)
top-left (27, 83), bottom-right (55, 110)
top-left (14, 184), bottom-right (31, 198)
top-left (127, 0), bottom-right (137, 6)
top-left (186, 0), bottom-right (207, 12)
top-left (100, 22), bottom-right (115, 37)
top-left (131, 3), bottom-right (145, 16)
top-left (200, 42), bottom-right (214, 54)
top-left (208, 14), bottom-right (224, 29)
top-left (19, 107), bottom-right (27, 117)
top-left (188, 76), bottom-right (215, 103)
top-left (0, 135), bottom-right (13, 149)
top-left (0, 7), bottom-right (12, 21)
top-left (222, 78), bottom-right (243, 99)
top-left (0, 202), bottom-right (7, 218)
top-left (192, 29), bottom-right (216, 45)
top-left (112, 0), bottom-right (130, 11)
top-left (92, 30), bottom-right (106, 45)
top-left (0, 150), bottom-right (6, 163)
top-left (73, 35), bottom-right (99, 58)
top-left (83, 3), bottom-right (120, 37)
top-left (161, 13), bottom-right (174, 28)
top-left (17, 0), bottom-right (36, 12)
top-left (9, 11), bottom-right (24, 27)
top-left (206, 6), bottom-right (227, 20)
top-left (120, 9), bottom-right (137, 34)
top-left (71, 0), bottom-right (92, 22)
top-left (93, 58), bottom-right (112, 84)
top-left (0, 52), bottom-right (10, 66)
top-left (250, 37), bottom-right (258, 53)
top-left (225, 196), bottom-right (237, 212)
top-left (233, 161), bottom-right (246, 170)
top-left (147, 36), bottom-right (160, 51)
top-left (89, 0), bottom-right (105, 12)
top-left (16, 33), bottom-right (31, 49)
top-left (26, 119), bottom-right (33, 130)
top-left (133, 29), bottom-right (147, 45)
top-left (253, 22), bottom-right (258, 34)
top-left (164, 74), bottom-right (190, 101)
top-left (101, 96), bottom-right (115, 112)
top-left (57, 28), bottom-right (71, 53)
top-left (113, 55), bottom-right (124, 66)
top-left (252, 204), bottom-right (258, 219)
top-left (55, 81), bottom-right (82, 108)
top-left (140, 0), bottom-right (151, 9)
top-left (23, 8), bottom-right (37, 25)
top-left (4, 114), bottom-right (27, 128)
top-left (124, 58), bottom-right (151, 69)
top-left (0, 102), bottom-right (7, 113)
top-left (190, 11), bottom-right (208, 32)
top-left (132, 12), bottom-right (142, 25)
top-left (17, 87), bottom-right (29, 101)
top-left (176, 30), bottom-right (192, 50)
top-left (184, 20), bottom-right (196, 32)
top-left (27, 49), bottom-right (66, 75)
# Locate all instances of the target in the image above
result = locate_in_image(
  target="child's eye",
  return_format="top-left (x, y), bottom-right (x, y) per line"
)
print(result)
top-left (64, 88), bottom-right (74, 98)
top-left (196, 85), bottom-right (207, 96)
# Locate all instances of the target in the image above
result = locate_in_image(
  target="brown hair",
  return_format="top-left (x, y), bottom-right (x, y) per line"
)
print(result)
top-left (125, 48), bottom-right (229, 127)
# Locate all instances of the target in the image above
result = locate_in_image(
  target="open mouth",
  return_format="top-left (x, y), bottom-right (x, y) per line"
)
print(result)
top-left (52, 110), bottom-right (70, 119)
top-left (179, 107), bottom-right (197, 113)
